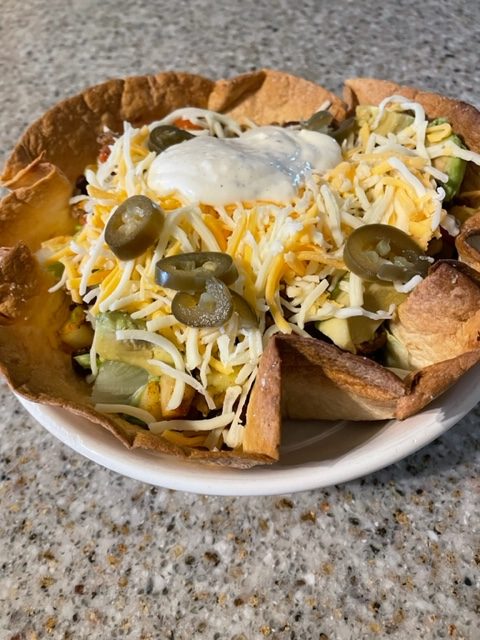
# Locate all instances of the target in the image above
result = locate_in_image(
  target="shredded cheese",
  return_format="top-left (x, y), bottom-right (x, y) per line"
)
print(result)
top-left (149, 413), bottom-right (236, 434)
top-left (95, 403), bottom-right (156, 424)
top-left (40, 99), bottom-right (480, 451)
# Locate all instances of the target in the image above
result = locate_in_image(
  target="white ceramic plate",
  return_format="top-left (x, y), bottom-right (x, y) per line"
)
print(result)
top-left (17, 365), bottom-right (480, 496)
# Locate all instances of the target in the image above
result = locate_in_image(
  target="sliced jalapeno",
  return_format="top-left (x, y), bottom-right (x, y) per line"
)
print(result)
top-left (343, 224), bottom-right (430, 283)
top-left (302, 110), bottom-right (333, 132)
top-left (148, 125), bottom-right (194, 154)
top-left (46, 262), bottom-right (65, 279)
top-left (330, 116), bottom-right (357, 143)
top-left (105, 195), bottom-right (164, 261)
top-left (171, 277), bottom-right (233, 327)
top-left (231, 291), bottom-right (258, 326)
top-left (155, 252), bottom-right (238, 292)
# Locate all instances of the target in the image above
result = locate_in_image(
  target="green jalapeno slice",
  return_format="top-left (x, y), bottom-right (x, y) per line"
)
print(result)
top-left (330, 116), bottom-right (357, 143)
top-left (302, 110), bottom-right (334, 133)
top-left (105, 195), bottom-right (164, 261)
top-left (155, 252), bottom-right (238, 292)
top-left (171, 277), bottom-right (233, 327)
top-left (343, 224), bottom-right (430, 283)
top-left (302, 111), bottom-right (357, 143)
top-left (231, 291), bottom-right (257, 326)
top-left (148, 125), bottom-right (194, 154)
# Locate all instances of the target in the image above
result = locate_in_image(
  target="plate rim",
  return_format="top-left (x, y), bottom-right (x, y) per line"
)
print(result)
top-left (15, 363), bottom-right (480, 496)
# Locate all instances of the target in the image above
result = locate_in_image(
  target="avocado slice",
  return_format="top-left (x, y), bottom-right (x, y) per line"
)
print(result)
top-left (429, 118), bottom-right (467, 201)
top-left (95, 310), bottom-right (140, 332)
top-left (384, 330), bottom-right (413, 372)
top-left (91, 360), bottom-right (149, 404)
top-left (356, 105), bottom-right (414, 136)
top-left (316, 279), bottom-right (406, 354)
top-left (94, 311), bottom-right (174, 371)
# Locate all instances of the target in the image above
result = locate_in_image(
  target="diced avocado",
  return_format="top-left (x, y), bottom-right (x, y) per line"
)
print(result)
top-left (94, 311), bottom-right (174, 372)
top-left (356, 105), bottom-right (414, 136)
top-left (91, 360), bottom-right (149, 404)
top-left (316, 279), bottom-right (406, 354)
top-left (135, 380), bottom-right (163, 420)
top-left (363, 281), bottom-right (407, 310)
top-left (448, 204), bottom-right (479, 225)
top-left (384, 331), bottom-right (413, 372)
top-left (433, 140), bottom-right (467, 202)
top-left (429, 118), bottom-right (467, 200)
top-left (94, 312), bottom-right (151, 369)
top-left (95, 311), bottom-right (141, 333)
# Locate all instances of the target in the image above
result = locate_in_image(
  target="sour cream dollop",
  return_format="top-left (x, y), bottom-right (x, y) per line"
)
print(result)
top-left (147, 126), bottom-right (342, 205)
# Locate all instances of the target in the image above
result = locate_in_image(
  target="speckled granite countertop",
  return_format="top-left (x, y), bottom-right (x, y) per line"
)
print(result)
top-left (1, 0), bottom-right (479, 638)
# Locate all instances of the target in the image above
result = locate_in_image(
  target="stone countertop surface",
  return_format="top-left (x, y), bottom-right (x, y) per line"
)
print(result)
top-left (1, 0), bottom-right (479, 638)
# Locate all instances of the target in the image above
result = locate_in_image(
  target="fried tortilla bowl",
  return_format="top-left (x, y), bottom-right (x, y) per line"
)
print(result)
top-left (1, 70), bottom-right (480, 469)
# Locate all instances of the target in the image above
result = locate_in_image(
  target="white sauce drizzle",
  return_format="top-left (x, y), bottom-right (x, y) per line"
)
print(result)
top-left (147, 126), bottom-right (342, 205)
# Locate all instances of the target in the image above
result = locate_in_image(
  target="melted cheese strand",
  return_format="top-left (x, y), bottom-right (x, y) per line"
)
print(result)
top-left (115, 329), bottom-right (183, 366)
top-left (149, 413), bottom-right (236, 435)
top-left (115, 329), bottom-right (186, 411)
top-left (387, 157), bottom-right (427, 198)
top-left (98, 260), bottom-right (135, 312)
top-left (393, 274), bottom-right (424, 293)
top-left (148, 359), bottom-right (216, 411)
top-left (79, 232), bottom-right (105, 296)
top-left (95, 403), bottom-right (156, 424)
top-left (48, 268), bottom-right (68, 293)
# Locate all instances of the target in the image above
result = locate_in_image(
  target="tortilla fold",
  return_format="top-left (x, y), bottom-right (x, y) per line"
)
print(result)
top-left (1, 71), bottom-right (480, 468)
top-left (455, 210), bottom-right (480, 272)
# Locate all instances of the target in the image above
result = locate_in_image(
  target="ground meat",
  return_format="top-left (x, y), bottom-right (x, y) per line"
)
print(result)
top-left (71, 203), bottom-right (87, 226)
top-left (97, 130), bottom-right (116, 162)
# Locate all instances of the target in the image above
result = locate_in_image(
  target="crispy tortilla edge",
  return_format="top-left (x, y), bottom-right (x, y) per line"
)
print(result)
top-left (397, 350), bottom-right (480, 419)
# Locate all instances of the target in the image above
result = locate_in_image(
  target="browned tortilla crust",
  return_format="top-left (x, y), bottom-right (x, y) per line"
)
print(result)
top-left (277, 335), bottom-right (406, 421)
top-left (1, 74), bottom-right (214, 186)
top-left (0, 242), bottom-right (39, 322)
top-left (0, 159), bottom-right (74, 250)
top-left (389, 261), bottom-right (480, 369)
top-left (397, 350), bottom-right (480, 419)
top-left (1, 71), bottom-right (480, 468)
top-left (244, 336), bottom-right (282, 460)
top-left (209, 69), bottom-right (346, 124)
top-left (456, 210), bottom-right (480, 272)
